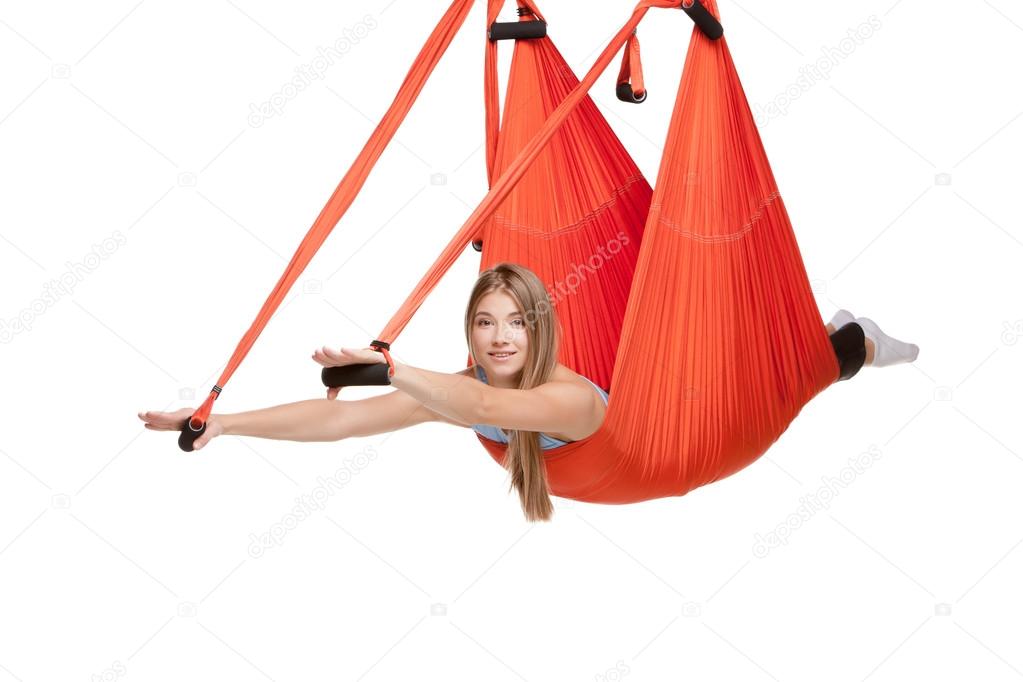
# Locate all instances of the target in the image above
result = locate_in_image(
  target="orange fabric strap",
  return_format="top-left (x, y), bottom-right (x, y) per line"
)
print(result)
top-left (189, 0), bottom-right (677, 426)
top-left (376, 1), bottom-right (677, 347)
top-left (188, 0), bottom-right (476, 425)
top-left (485, 0), bottom-right (545, 184)
top-left (616, 29), bottom-right (646, 98)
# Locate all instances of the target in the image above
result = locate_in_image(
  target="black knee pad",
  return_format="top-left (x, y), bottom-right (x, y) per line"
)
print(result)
top-left (830, 322), bottom-right (866, 381)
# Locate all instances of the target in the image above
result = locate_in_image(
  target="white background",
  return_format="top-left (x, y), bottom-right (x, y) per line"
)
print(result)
top-left (1, 0), bottom-right (1021, 680)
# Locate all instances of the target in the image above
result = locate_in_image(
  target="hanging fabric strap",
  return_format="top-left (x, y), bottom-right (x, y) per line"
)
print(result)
top-left (616, 29), bottom-right (646, 103)
top-left (183, 0), bottom-right (684, 437)
top-left (485, 0), bottom-right (544, 185)
top-left (373, 1), bottom-right (680, 349)
top-left (369, 340), bottom-right (395, 378)
top-left (184, 0), bottom-right (476, 429)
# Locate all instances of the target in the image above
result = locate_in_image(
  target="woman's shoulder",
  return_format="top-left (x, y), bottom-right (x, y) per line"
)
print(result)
top-left (457, 363), bottom-right (601, 394)
top-left (551, 363), bottom-right (603, 390)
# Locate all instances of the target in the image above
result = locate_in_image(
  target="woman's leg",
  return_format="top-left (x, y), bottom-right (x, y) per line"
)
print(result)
top-left (828, 322), bottom-right (868, 381)
top-left (827, 322), bottom-right (875, 363)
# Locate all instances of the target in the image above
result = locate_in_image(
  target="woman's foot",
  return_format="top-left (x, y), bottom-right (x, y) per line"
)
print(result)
top-left (855, 317), bottom-right (919, 367)
top-left (826, 309), bottom-right (855, 333)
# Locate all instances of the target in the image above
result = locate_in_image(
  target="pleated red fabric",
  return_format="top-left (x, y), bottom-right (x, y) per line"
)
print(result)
top-left (477, 9), bottom-right (652, 392)
top-left (475, 0), bottom-right (840, 502)
top-left (182, 0), bottom-right (840, 504)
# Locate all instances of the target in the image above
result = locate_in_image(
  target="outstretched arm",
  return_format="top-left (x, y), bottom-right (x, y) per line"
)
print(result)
top-left (311, 346), bottom-right (596, 434)
top-left (219, 389), bottom-right (468, 441)
top-left (391, 361), bottom-right (597, 435)
top-left (138, 387), bottom-right (469, 450)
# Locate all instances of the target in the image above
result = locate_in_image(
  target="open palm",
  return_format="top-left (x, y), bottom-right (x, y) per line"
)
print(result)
top-left (137, 408), bottom-right (223, 451)
top-left (311, 345), bottom-right (386, 400)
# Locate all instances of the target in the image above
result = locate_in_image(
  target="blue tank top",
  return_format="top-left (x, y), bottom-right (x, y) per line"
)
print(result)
top-left (470, 365), bottom-right (609, 449)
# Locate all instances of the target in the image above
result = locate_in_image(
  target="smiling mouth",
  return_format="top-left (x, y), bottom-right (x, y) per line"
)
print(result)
top-left (488, 352), bottom-right (516, 358)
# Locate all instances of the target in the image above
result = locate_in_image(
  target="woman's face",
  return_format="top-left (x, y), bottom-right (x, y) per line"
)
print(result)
top-left (471, 290), bottom-right (528, 379)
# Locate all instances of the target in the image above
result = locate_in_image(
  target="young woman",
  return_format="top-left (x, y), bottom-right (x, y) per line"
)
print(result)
top-left (138, 263), bottom-right (918, 521)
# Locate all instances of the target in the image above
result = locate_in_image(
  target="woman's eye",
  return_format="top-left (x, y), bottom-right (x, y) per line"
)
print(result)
top-left (511, 319), bottom-right (524, 327)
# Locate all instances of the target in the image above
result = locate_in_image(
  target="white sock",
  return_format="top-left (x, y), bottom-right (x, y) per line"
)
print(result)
top-left (855, 317), bottom-right (920, 367)
top-left (828, 309), bottom-right (855, 331)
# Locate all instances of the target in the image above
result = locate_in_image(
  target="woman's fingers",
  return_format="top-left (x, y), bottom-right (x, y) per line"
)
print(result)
top-left (137, 408), bottom-right (193, 430)
top-left (192, 420), bottom-right (222, 451)
top-left (321, 346), bottom-right (346, 362)
top-left (326, 386), bottom-right (340, 400)
top-left (312, 346), bottom-right (353, 368)
top-left (311, 347), bottom-right (334, 366)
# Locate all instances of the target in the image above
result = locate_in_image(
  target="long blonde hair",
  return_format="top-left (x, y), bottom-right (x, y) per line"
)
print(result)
top-left (464, 263), bottom-right (561, 522)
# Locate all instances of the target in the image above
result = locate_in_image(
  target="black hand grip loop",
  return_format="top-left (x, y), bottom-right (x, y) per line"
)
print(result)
top-left (682, 0), bottom-right (723, 40)
top-left (488, 20), bottom-right (547, 41)
top-left (616, 82), bottom-right (647, 104)
top-left (178, 416), bottom-right (206, 452)
top-left (321, 363), bottom-right (392, 389)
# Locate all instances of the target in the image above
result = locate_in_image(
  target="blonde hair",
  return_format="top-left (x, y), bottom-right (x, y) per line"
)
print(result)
top-left (464, 263), bottom-right (561, 522)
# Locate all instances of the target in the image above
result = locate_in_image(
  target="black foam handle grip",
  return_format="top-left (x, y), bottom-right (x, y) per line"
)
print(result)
top-left (616, 82), bottom-right (647, 104)
top-left (178, 416), bottom-right (206, 452)
top-left (488, 20), bottom-right (547, 41)
top-left (682, 0), bottom-right (723, 40)
top-left (321, 363), bottom-right (392, 389)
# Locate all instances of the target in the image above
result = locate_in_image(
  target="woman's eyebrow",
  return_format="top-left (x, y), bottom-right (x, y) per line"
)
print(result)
top-left (474, 311), bottom-right (522, 318)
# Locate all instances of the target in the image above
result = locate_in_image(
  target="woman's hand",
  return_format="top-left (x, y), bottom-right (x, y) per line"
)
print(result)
top-left (137, 408), bottom-right (224, 451)
top-left (311, 345), bottom-right (387, 400)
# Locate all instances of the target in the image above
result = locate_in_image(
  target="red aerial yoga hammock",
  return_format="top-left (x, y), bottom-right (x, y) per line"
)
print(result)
top-left (177, 0), bottom-right (841, 505)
